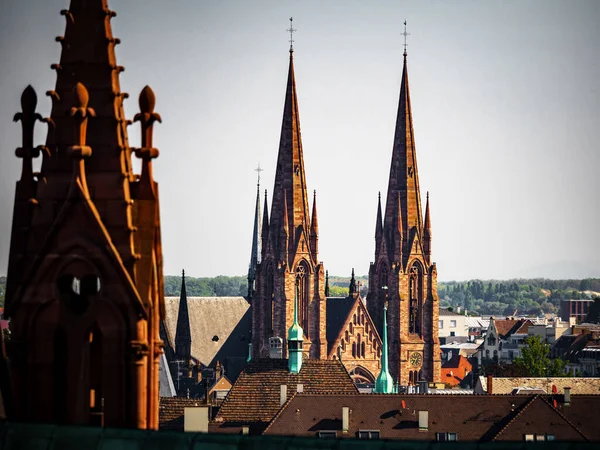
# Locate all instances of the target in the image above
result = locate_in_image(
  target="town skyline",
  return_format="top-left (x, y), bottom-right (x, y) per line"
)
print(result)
top-left (0, 0), bottom-right (598, 282)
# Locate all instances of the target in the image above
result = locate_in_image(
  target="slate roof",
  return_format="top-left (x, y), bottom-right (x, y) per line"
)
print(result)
top-left (264, 393), bottom-right (596, 441)
top-left (164, 296), bottom-right (251, 369)
top-left (215, 358), bottom-right (358, 425)
top-left (475, 376), bottom-right (600, 395)
top-left (326, 297), bottom-right (355, 353)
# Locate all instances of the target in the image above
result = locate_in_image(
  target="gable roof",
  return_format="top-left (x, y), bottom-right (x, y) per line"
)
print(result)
top-left (491, 396), bottom-right (587, 441)
top-left (439, 308), bottom-right (463, 317)
top-left (492, 319), bottom-right (521, 339)
top-left (264, 394), bottom-right (532, 440)
top-left (215, 359), bottom-right (358, 425)
top-left (164, 296), bottom-right (250, 368)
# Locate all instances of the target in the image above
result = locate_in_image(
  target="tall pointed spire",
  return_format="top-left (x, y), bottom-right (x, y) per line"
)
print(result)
top-left (175, 269), bottom-right (191, 361)
top-left (325, 270), bottom-right (330, 297)
top-left (375, 192), bottom-right (383, 248)
top-left (270, 40), bottom-right (311, 262)
top-left (261, 189), bottom-right (269, 260)
top-left (310, 190), bottom-right (319, 259)
top-left (374, 300), bottom-right (394, 393)
top-left (248, 166), bottom-right (263, 299)
top-left (288, 278), bottom-right (304, 374)
top-left (383, 39), bottom-right (423, 260)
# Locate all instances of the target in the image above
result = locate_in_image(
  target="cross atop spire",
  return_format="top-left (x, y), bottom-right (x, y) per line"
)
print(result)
top-left (401, 20), bottom-right (411, 56)
top-left (255, 163), bottom-right (263, 186)
top-left (287, 17), bottom-right (296, 52)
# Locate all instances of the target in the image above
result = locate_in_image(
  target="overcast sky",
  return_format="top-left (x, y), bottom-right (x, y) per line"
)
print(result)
top-left (0, 0), bottom-right (598, 281)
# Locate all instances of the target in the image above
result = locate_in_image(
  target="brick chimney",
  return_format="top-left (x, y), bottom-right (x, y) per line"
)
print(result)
top-left (487, 375), bottom-right (493, 395)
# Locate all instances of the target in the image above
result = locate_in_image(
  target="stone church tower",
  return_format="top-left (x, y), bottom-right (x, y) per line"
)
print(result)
top-left (4, 0), bottom-right (165, 429)
top-left (252, 47), bottom-right (327, 359)
top-left (367, 49), bottom-right (441, 385)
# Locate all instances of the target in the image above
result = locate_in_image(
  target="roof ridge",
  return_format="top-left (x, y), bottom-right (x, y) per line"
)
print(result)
top-left (490, 395), bottom-right (538, 440)
top-left (263, 392), bottom-right (298, 433)
top-left (537, 395), bottom-right (590, 441)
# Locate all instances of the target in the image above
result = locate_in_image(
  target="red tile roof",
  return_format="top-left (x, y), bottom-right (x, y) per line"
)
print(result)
top-left (215, 358), bottom-right (357, 425)
top-left (264, 393), bottom-right (597, 441)
top-left (159, 397), bottom-right (208, 431)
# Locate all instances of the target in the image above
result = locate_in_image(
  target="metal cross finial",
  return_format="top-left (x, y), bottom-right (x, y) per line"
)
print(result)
top-left (287, 17), bottom-right (297, 51)
top-left (255, 163), bottom-right (263, 185)
top-left (401, 20), bottom-right (411, 55)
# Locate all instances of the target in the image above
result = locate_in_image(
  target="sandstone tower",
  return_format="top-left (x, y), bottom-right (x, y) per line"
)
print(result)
top-left (367, 48), bottom-right (442, 385)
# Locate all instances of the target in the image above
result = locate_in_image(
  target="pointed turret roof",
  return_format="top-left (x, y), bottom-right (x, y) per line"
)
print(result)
top-left (383, 51), bottom-right (424, 253)
top-left (310, 190), bottom-right (319, 238)
top-left (424, 191), bottom-right (431, 232)
top-left (261, 189), bottom-right (270, 259)
top-left (375, 192), bottom-right (383, 243)
top-left (175, 269), bottom-right (191, 353)
top-left (248, 174), bottom-right (262, 298)
top-left (269, 50), bottom-right (312, 262)
top-left (38, 0), bottom-right (136, 270)
top-left (349, 268), bottom-right (357, 295)
top-left (374, 302), bottom-right (394, 394)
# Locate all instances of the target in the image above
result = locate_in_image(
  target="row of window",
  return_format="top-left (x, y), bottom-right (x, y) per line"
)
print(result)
top-left (439, 320), bottom-right (457, 329)
top-left (318, 431), bottom-right (458, 440)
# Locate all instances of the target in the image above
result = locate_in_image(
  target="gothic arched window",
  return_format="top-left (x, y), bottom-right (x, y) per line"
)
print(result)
top-left (295, 262), bottom-right (309, 337)
top-left (409, 263), bottom-right (423, 336)
top-left (265, 263), bottom-right (274, 336)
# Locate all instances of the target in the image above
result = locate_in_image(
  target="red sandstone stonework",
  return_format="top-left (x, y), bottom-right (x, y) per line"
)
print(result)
top-left (367, 52), bottom-right (441, 385)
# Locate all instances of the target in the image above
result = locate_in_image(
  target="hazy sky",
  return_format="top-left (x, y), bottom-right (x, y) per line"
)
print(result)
top-left (0, 0), bottom-right (598, 281)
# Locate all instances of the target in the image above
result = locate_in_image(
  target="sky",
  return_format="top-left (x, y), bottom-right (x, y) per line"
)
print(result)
top-left (0, 0), bottom-right (598, 282)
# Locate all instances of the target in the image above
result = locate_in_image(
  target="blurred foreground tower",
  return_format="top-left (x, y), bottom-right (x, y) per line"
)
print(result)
top-left (4, 0), bottom-right (165, 429)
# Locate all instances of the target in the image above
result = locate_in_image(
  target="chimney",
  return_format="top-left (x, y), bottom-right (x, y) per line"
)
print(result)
top-left (487, 375), bottom-right (493, 395)
top-left (184, 406), bottom-right (209, 433)
top-left (342, 406), bottom-right (349, 433)
top-left (296, 384), bottom-right (304, 393)
top-left (418, 410), bottom-right (429, 431)
top-left (564, 387), bottom-right (571, 406)
top-left (280, 384), bottom-right (287, 407)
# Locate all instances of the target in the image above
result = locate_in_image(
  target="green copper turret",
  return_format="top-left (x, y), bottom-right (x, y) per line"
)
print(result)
top-left (374, 301), bottom-right (395, 393)
top-left (288, 279), bottom-right (304, 373)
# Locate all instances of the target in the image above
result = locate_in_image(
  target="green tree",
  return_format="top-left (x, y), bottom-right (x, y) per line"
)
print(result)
top-left (512, 336), bottom-right (566, 377)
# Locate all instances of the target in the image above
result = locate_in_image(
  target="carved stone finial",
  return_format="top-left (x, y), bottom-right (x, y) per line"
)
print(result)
top-left (139, 85), bottom-right (156, 114)
top-left (134, 85), bottom-right (161, 158)
top-left (13, 86), bottom-right (44, 183)
top-left (20, 85), bottom-right (38, 115)
top-left (69, 83), bottom-right (95, 152)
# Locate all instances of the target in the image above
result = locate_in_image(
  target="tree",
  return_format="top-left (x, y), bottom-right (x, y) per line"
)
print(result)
top-left (512, 336), bottom-right (566, 377)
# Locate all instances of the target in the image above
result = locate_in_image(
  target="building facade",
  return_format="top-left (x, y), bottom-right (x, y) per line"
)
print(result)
top-left (367, 49), bottom-right (441, 385)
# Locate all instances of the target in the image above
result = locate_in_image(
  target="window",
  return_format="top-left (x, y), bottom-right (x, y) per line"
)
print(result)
top-left (358, 430), bottom-right (380, 439)
top-left (450, 320), bottom-right (457, 328)
top-left (524, 434), bottom-right (534, 441)
top-left (450, 332), bottom-right (455, 337)
top-left (318, 431), bottom-right (337, 439)
top-left (436, 432), bottom-right (458, 441)
top-left (439, 320), bottom-right (444, 329)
